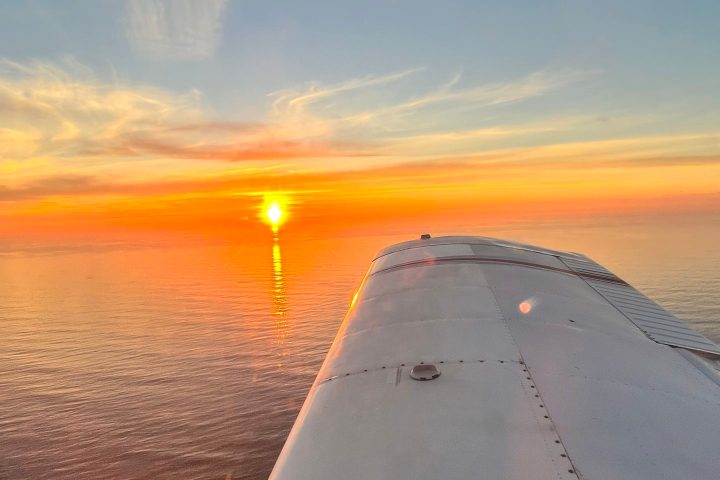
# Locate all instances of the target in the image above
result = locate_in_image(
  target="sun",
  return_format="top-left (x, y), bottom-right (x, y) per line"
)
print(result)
top-left (266, 203), bottom-right (283, 226)
top-left (260, 194), bottom-right (289, 232)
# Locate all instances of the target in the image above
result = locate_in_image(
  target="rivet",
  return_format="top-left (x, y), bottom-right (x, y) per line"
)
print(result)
top-left (534, 394), bottom-right (539, 398)
top-left (363, 369), bottom-right (368, 372)
top-left (568, 470), bottom-right (574, 474)
top-left (420, 361), bottom-right (424, 364)
top-left (439, 361), bottom-right (444, 364)
top-left (569, 319), bottom-right (575, 323)
top-left (499, 360), bottom-right (504, 363)
top-left (530, 385), bottom-right (535, 388)
top-left (459, 360), bottom-right (464, 363)
top-left (544, 415), bottom-right (549, 418)
top-left (539, 405), bottom-right (544, 408)
top-left (526, 377), bottom-right (531, 380)
top-left (561, 454), bottom-right (567, 458)
top-left (345, 373), bottom-right (350, 376)
top-left (555, 440), bottom-right (560, 444)
top-left (401, 363), bottom-right (405, 366)
top-left (382, 366), bottom-right (386, 369)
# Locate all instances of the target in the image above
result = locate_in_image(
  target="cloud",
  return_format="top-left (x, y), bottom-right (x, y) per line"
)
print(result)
top-left (345, 69), bottom-right (597, 124)
top-left (124, 0), bottom-right (227, 60)
top-left (3, 57), bottom-right (716, 184)
top-left (4, 134), bottom-right (720, 203)
top-left (270, 68), bottom-right (599, 137)
top-left (0, 57), bottom-right (203, 157)
top-left (270, 67), bottom-right (426, 115)
top-left (84, 135), bottom-right (374, 161)
top-left (0, 174), bottom-right (104, 201)
top-left (0, 58), bottom-right (374, 164)
top-left (0, 58), bottom-right (601, 169)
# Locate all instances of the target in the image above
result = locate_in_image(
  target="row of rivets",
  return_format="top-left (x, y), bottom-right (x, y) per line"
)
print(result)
top-left (319, 358), bottom-right (520, 384)
top-left (520, 363), bottom-right (576, 477)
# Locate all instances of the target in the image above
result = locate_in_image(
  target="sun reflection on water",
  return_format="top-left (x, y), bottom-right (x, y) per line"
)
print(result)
top-left (271, 233), bottom-right (289, 360)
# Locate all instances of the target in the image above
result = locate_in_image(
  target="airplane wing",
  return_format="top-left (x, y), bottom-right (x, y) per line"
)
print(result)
top-left (270, 236), bottom-right (720, 480)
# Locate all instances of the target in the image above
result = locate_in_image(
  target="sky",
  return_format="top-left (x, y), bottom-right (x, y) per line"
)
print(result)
top-left (1, 0), bottom-right (719, 239)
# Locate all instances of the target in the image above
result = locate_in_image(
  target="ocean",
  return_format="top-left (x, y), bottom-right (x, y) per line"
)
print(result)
top-left (1, 214), bottom-right (719, 479)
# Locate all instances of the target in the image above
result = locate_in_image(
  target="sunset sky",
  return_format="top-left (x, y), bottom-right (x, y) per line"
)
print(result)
top-left (2, 1), bottom-right (719, 238)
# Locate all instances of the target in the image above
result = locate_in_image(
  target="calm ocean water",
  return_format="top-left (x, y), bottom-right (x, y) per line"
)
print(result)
top-left (1, 215), bottom-right (719, 479)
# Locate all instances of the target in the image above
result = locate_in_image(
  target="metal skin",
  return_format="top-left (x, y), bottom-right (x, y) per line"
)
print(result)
top-left (270, 236), bottom-right (720, 480)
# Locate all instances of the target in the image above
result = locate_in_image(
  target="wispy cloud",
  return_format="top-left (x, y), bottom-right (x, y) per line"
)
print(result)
top-left (0, 58), bottom-right (374, 167)
top-left (262, 68), bottom-right (603, 159)
top-left (270, 68), bottom-right (599, 138)
top-left (0, 57), bottom-right (203, 159)
top-left (270, 67), bottom-right (426, 115)
top-left (344, 69), bottom-right (597, 126)
top-left (1, 58), bottom-right (602, 170)
top-left (124, 0), bottom-right (227, 60)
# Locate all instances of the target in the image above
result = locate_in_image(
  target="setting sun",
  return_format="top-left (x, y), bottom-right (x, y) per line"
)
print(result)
top-left (266, 203), bottom-right (283, 226)
top-left (261, 194), bottom-right (290, 232)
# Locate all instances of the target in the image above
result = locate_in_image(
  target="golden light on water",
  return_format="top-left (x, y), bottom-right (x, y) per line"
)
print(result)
top-left (272, 236), bottom-right (288, 358)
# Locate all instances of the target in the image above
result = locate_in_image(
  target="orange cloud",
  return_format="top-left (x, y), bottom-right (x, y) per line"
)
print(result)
top-left (81, 135), bottom-right (375, 161)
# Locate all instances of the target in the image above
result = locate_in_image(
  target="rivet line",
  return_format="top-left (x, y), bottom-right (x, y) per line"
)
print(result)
top-left (318, 358), bottom-right (523, 384)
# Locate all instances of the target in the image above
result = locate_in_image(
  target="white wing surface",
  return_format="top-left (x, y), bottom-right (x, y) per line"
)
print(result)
top-left (271, 236), bottom-right (720, 480)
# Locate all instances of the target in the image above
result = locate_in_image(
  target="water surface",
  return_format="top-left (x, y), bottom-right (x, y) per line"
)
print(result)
top-left (1, 215), bottom-right (719, 479)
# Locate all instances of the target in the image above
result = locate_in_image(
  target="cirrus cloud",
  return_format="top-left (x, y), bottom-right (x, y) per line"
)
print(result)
top-left (0, 57), bottom-right (376, 167)
top-left (1, 58), bottom-right (602, 170)
top-left (124, 0), bottom-right (228, 60)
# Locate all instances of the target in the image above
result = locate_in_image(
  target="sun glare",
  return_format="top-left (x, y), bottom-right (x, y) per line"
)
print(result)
top-left (261, 194), bottom-right (289, 232)
top-left (266, 203), bottom-right (283, 225)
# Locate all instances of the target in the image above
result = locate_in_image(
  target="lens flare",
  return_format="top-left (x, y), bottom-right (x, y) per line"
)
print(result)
top-left (519, 301), bottom-right (532, 314)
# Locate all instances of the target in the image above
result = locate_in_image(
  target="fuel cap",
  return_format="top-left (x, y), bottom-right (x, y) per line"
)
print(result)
top-left (410, 364), bottom-right (441, 381)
